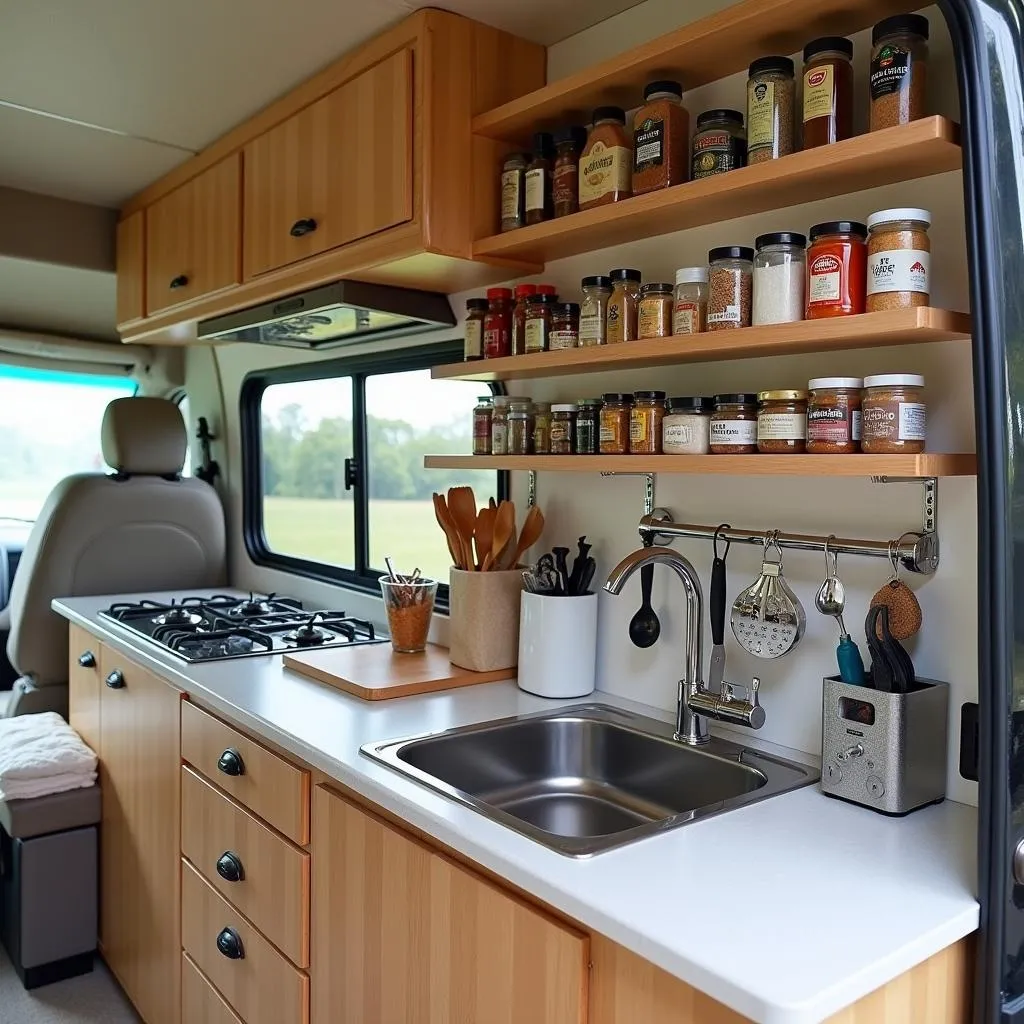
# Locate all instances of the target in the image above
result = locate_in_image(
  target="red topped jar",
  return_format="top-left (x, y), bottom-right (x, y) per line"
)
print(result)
top-left (806, 221), bottom-right (867, 319)
top-left (483, 287), bottom-right (513, 359)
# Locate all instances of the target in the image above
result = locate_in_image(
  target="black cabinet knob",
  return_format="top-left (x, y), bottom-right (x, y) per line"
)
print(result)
top-left (169, 274), bottom-right (189, 289)
top-left (78, 651), bottom-right (97, 669)
top-left (216, 927), bottom-right (245, 960)
top-left (217, 748), bottom-right (245, 777)
top-left (105, 670), bottom-right (125, 689)
top-left (216, 851), bottom-right (245, 883)
top-left (289, 217), bottom-right (317, 237)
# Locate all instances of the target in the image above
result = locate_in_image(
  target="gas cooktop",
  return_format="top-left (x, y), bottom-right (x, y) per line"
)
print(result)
top-left (99, 593), bottom-right (385, 662)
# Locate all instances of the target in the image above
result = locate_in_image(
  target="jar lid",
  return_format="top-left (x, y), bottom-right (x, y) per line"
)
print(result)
top-left (532, 131), bottom-right (555, 156)
top-left (551, 404), bottom-right (577, 413)
top-left (709, 245), bottom-right (755, 263)
top-left (866, 208), bottom-right (932, 230)
top-left (577, 398), bottom-right (603, 406)
top-left (592, 105), bottom-right (626, 124)
top-left (609, 268), bottom-right (642, 282)
top-left (755, 231), bottom-right (807, 249)
top-left (508, 399), bottom-right (532, 408)
top-left (803, 36), bottom-right (854, 62)
top-left (553, 125), bottom-right (587, 147)
top-left (668, 396), bottom-right (714, 413)
top-left (503, 152), bottom-right (530, 164)
top-left (508, 409), bottom-right (530, 418)
top-left (536, 283), bottom-right (558, 296)
top-left (492, 396), bottom-right (510, 405)
top-left (715, 393), bottom-right (758, 405)
top-left (675, 266), bottom-right (709, 284)
top-left (863, 374), bottom-right (925, 388)
top-left (643, 79), bottom-right (683, 101)
top-left (758, 389), bottom-right (808, 402)
top-left (513, 283), bottom-right (538, 299)
top-left (603, 392), bottom-right (634, 403)
top-left (808, 377), bottom-right (864, 390)
top-left (634, 390), bottom-right (667, 400)
top-left (532, 401), bottom-right (551, 408)
top-left (486, 287), bottom-right (512, 300)
top-left (527, 293), bottom-right (558, 305)
top-left (640, 282), bottom-right (673, 294)
top-left (581, 275), bottom-right (612, 288)
top-left (749, 55), bottom-right (795, 78)
top-left (809, 221), bottom-right (868, 241)
top-left (873, 13), bottom-right (930, 44)
top-left (466, 297), bottom-right (489, 311)
top-left (553, 302), bottom-right (581, 316)
top-left (696, 108), bottom-right (744, 129)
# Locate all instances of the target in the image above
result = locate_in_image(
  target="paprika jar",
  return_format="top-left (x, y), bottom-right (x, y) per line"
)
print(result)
top-left (861, 374), bottom-right (926, 454)
top-left (630, 391), bottom-right (667, 454)
top-left (806, 377), bottom-right (863, 454)
top-left (710, 394), bottom-right (758, 454)
top-left (579, 107), bottom-right (632, 211)
top-left (464, 297), bottom-right (488, 361)
top-left (757, 390), bottom-right (808, 454)
top-left (550, 405), bottom-right (577, 455)
top-left (632, 80), bottom-right (689, 194)
top-left (511, 283), bottom-right (537, 356)
top-left (600, 393), bottom-right (633, 454)
top-left (552, 126), bottom-right (586, 219)
top-left (802, 37), bottom-right (854, 148)
top-left (483, 287), bottom-right (513, 358)
top-left (472, 396), bottom-right (493, 455)
top-left (806, 221), bottom-right (867, 319)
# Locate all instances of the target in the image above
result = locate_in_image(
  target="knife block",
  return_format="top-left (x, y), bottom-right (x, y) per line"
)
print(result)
top-left (820, 675), bottom-right (949, 816)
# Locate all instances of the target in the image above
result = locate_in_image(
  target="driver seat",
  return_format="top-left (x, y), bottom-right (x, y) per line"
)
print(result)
top-left (1, 397), bottom-right (227, 717)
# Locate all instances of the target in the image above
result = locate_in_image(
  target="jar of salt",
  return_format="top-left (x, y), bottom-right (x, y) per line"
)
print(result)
top-left (752, 231), bottom-right (806, 326)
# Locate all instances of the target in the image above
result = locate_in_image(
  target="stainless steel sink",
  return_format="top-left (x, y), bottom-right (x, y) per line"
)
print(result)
top-left (362, 704), bottom-right (819, 856)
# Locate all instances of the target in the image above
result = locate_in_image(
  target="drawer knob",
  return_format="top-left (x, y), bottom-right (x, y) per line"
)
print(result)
top-left (169, 274), bottom-right (189, 289)
top-left (217, 747), bottom-right (245, 777)
top-left (105, 670), bottom-right (125, 689)
top-left (216, 927), bottom-right (245, 960)
top-left (216, 851), bottom-right (245, 883)
top-left (78, 651), bottom-right (96, 668)
top-left (289, 217), bottom-right (318, 237)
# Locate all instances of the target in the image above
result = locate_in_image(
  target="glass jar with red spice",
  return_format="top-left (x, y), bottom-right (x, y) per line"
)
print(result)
top-left (483, 287), bottom-right (513, 358)
top-left (806, 221), bottom-right (867, 319)
top-left (511, 283), bottom-right (537, 355)
top-left (552, 126), bottom-right (586, 218)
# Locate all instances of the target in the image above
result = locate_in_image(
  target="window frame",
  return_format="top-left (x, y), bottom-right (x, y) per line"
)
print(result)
top-left (240, 342), bottom-right (507, 602)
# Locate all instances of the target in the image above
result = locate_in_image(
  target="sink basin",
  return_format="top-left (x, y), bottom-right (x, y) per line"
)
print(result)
top-left (362, 704), bottom-right (819, 856)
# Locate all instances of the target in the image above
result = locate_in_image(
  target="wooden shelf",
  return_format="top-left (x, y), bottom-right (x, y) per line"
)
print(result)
top-left (433, 308), bottom-right (971, 382)
top-left (473, 118), bottom-right (961, 265)
top-left (424, 454), bottom-right (977, 478)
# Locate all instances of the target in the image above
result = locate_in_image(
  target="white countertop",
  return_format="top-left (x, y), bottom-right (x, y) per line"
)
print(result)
top-left (54, 591), bottom-right (979, 1024)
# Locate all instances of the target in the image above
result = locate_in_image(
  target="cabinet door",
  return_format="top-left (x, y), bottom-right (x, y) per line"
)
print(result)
top-left (243, 48), bottom-right (413, 279)
top-left (99, 648), bottom-right (181, 1024)
top-left (67, 626), bottom-right (102, 753)
top-left (115, 212), bottom-right (145, 325)
top-left (145, 154), bottom-right (240, 314)
top-left (312, 786), bottom-right (587, 1024)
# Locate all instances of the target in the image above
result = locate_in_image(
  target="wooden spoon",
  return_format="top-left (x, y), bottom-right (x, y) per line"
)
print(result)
top-left (447, 486), bottom-right (478, 571)
top-left (433, 492), bottom-right (467, 570)
top-left (474, 506), bottom-right (496, 571)
top-left (502, 504), bottom-right (545, 570)
top-left (486, 500), bottom-right (516, 572)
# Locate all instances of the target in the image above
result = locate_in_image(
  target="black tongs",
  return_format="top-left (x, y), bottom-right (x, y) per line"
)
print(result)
top-left (865, 605), bottom-right (916, 693)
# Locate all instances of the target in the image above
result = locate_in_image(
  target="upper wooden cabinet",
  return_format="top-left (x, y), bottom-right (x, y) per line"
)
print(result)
top-left (115, 212), bottom-right (145, 327)
top-left (244, 49), bottom-right (413, 279)
top-left (144, 154), bottom-right (242, 316)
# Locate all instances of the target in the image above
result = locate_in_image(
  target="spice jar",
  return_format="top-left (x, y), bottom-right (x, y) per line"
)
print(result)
top-left (806, 221), bottom-right (867, 319)
top-left (472, 396), bottom-right (493, 455)
top-left (638, 283), bottom-right (674, 339)
top-left (747, 57), bottom-right (796, 164)
top-left (691, 109), bottom-right (747, 179)
top-left (663, 396), bottom-right (713, 455)
top-left (707, 246), bottom-right (754, 331)
top-left (802, 37), bottom-right (854, 148)
top-left (552, 126), bottom-right (586, 219)
top-left (532, 401), bottom-right (552, 454)
top-left (500, 153), bottom-right (528, 232)
top-left (490, 396), bottom-right (510, 455)
top-left (579, 107), bottom-right (632, 211)
top-left (483, 287), bottom-right (513, 358)
top-left (600, 393), bottom-right (633, 454)
top-left (524, 293), bottom-right (556, 353)
top-left (508, 407), bottom-right (532, 455)
top-left (580, 276), bottom-right (612, 346)
top-left (753, 232), bottom-right (806, 326)
top-left (575, 399), bottom-right (602, 454)
top-left (633, 80), bottom-right (690, 195)
top-left (550, 405), bottom-right (577, 455)
top-left (757, 390), bottom-right (808, 453)
top-left (673, 268), bottom-right (708, 335)
top-left (607, 269), bottom-right (642, 343)
top-left (711, 394), bottom-right (758, 454)
top-left (525, 132), bottom-right (555, 226)
top-left (870, 15), bottom-right (929, 131)
top-left (861, 374), bottom-right (926, 454)
top-left (806, 377), bottom-right (863, 454)
top-left (866, 208), bottom-right (931, 312)
top-left (511, 283), bottom-right (537, 356)
top-left (550, 303), bottom-right (581, 350)
top-left (630, 391), bottom-right (667, 454)
top-left (464, 297), bottom-right (488, 361)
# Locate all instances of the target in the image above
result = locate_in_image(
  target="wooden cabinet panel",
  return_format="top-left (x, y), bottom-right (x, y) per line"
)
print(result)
top-left (98, 647), bottom-right (181, 1024)
top-left (182, 953), bottom-right (244, 1024)
top-left (67, 626), bottom-right (102, 754)
top-left (311, 785), bottom-right (588, 1024)
top-left (243, 48), bottom-right (412, 278)
top-left (115, 212), bottom-right (145, 325)
top-left (145, 154), bottom-right (240, 314)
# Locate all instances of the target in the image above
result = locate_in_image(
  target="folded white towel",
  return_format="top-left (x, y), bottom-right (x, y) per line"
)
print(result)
top-left (0, 712), bottom-right (98, 787)
top-left (0, 771), bottom-right (97, 802)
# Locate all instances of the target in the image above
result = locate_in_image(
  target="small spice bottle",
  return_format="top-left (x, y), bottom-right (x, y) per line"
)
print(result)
top-left (806, 221), bottom-right (867, 319)
top-left (464, 297), bottom-right (488, 361)
top-left (632, 80), bottom-right (690, 195)
top-left (575, 399), bottom-right (602, 454)
top-left (630, 391), bottom-right (667, 454)
top-left (508, 407), bottom-right (532, 456)
top-left (757, 390), bottom-right (808, 454)
top-left (607, 269), bottom-right (642, 343)
top-left (710, 394), bottom-right (758, 454)
top-left (580, 276), bottom-right (612, 346)
top-left (638, 283), bottom-right (674, 339)
top-left (552, 126), bottom-right (586, 219)
top-left (490, 396), bottom-right (510, 455)
top-left (746, 57), bottom-right (796, 164)
top-left (870, 15), bottom-right (929, 131)
top-left (691, 109), bottom-right (747, 180)
top-left (866, 208), bottom-right (931, 312)
top-left (532, 401), bottom-right (552, 454)
top-left (806, 377), bottom-right (863, 454)
top-left (500, 153), bottom-right (529, 232)
top-left (579, 107), bottom-right (632, 211)
top-left (525, 132), bottom-right (555, 226)
top-left (511, 283), bottom-right (537, 356)
top-left (550, 303), bottom-right (581, 350)
top-left (802, 37), bottom-right (854, 148)
top-left (600, 393), bottom-right (633, 454)
top-left (752, 232), bottom-right (806, 326)
top-left (707, 246), bottom-right (754, 331)
top-left (483, 287), bottom-right (513, 358)
top-left (472, 396), bottom-right (493, 455)
top-left (524, 293), bottom-right (556, 353)
top-left (663, 396), bottom-right (713, 455)
top-left (673, 268), bottom-right (708, 335)
top-left (550, 404), bottom-right (577, 455)
top-left (861, 374), bottom-right (926, 454)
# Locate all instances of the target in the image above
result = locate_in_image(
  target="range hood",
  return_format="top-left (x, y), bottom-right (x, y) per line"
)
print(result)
top-left (197, 280), bottom-right (456, 349)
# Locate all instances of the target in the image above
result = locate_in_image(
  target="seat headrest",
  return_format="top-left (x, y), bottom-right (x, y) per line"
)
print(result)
top-left (100, 397), bottom-right (187, 477)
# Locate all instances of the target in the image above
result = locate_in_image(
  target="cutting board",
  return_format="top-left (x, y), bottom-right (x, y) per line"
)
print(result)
top-left (283, 642), bottom-right (515, 700)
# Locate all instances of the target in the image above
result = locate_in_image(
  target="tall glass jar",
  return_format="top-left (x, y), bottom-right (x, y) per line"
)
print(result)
top-left (532, 402), bottom-right (552, 454)
top-left (802, 37), bottom-right (854, 148)
top-left (483, 287), bottom-right (513, 358)
top-left (552, 126), bottom-right (586, 219)
top-left (607, 269), bottom-right (642, 343)
top-left (579, 107), bottom-right (632, 211)
top-left (707, 246), bottom-right (754, 331)
top-left (632, 80), bottom-right (690, 194)
top-left (806, 221), bottom-right (867, 319)
top-left (575, 399), bottom-right (602, 454)
top-left (525, 132), bottom-right (555, 225)
top-left (579, 276), bottom-right (612, 346)
top-left (550, 405), bottom-right (577, 455)
top-left (464, 297), bottom-right (488, 361)
top-left (746, 57), bottom-right (795, 164)
top-left (511, 283), bottom-right (537, 356)
top-left (490, 396), bottom-right (510, 455)
top-left (752, 232), bottom-right (806, 325)
top-left (550, 303), bottom-right (581, 350)
top-left (508, 408), bottom-right (531, 455)
top-left (638, 284), bottom-right (674, 339)
top-left (472, 396), bottom-right (493, 455)
top-left (673, 267), bottom-right (708, 335)
top-left (630, 391), bottom-right (667, 454)
top-left (500, 152), bottom-right (528, 232)
top-left (870, 15), bottom-right (930, 131)
top-left (600, 393), bottom-right (633, 454)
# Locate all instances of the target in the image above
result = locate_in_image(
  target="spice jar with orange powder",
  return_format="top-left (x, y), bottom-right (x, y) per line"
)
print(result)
top-left (579, 108), bottom-right (632, 211)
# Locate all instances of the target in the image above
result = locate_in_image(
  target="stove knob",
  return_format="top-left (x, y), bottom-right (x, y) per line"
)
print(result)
top-left (217, 748), bottom-right (245, 777)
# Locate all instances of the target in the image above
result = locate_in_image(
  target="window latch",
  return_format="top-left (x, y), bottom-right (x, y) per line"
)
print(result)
top-left (343, 457), bottom-right (359, 491)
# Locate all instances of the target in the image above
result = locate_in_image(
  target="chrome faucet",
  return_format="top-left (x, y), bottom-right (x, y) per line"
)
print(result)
top-left (604, 546), bottom-right (766, 746)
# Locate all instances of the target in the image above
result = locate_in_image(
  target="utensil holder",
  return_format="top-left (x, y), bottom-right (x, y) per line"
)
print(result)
top-left (820, 675), bottom-right (949, 816)
top-left (517, 592), bottom-right (598, 699)
top-left (448, 568), bottom-right (524, 672)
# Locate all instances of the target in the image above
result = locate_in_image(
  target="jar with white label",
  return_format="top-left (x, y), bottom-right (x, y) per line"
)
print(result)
top-left (861, 374), bottom-right (926, 453)
top-left (673, 268), bottom-right (708, 335)
top-left (866, 208), bottom-right (931, 312)
top-left (710, 394), bottom-right (758, 454)
top-left (757, 390), bottom-right (808, 453)
top-left (806, 377), bottom-right (863, 454)
top-left (490, 396), bottom-right (510, 455)
top-left (707, 247), bottom-right (754, 331)
top-left (579, 276), bottom-right (612, 346)
top-left (663, 396), bottom-right (713, 454)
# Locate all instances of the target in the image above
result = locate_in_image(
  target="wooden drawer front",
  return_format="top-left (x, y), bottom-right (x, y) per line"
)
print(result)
top-left (68, 626), bottom-right (102, 753)
top-left (181, 766), bottom-right (309, 967)
top-left (182, 861), bottom-right (308, 1024)
top-left (181, 701), bottom-right (310, 845)
top-left (182, 953), bottom-right (244, 1024)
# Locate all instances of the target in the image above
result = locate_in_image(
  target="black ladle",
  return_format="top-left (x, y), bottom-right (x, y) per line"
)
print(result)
top-left (628, 545), bottom-right (661, 648)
